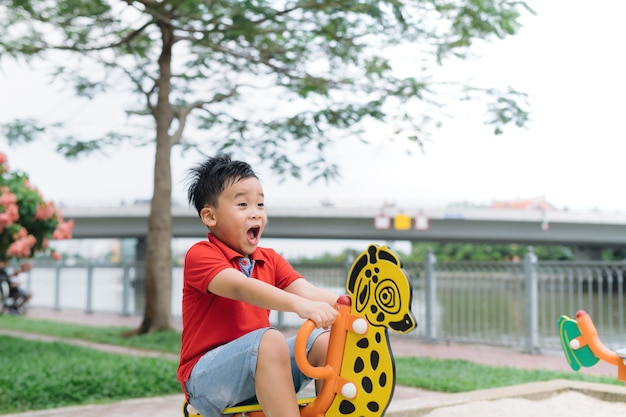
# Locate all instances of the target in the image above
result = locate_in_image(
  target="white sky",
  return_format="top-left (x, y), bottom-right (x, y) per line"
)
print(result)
top-left (1, 1), bottom-right (625, 257)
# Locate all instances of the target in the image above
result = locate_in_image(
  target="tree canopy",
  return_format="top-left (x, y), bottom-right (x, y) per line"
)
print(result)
top-left (2, 1), bottom-right (532, 171)
top-left (0, 0), bottom-right (534, 332)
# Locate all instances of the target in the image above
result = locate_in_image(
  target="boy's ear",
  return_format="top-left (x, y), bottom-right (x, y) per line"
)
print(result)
top-left (200, 206), bottom-right (217, 227)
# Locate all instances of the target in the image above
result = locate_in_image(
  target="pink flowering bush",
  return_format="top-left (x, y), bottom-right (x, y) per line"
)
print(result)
top-left (0, 151), bottom-right (74, 261)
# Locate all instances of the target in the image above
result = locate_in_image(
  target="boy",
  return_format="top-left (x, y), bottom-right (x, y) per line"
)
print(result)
top-left (177, 154), bottom-right (339, 417)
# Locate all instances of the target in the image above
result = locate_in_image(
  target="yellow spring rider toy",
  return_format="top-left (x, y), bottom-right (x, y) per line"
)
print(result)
top-left (558, 310), bottom-right (626, 382)
top-left (183, 244), bottom-right (418, 417)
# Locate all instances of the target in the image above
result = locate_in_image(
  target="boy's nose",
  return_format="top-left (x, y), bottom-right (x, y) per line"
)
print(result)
top-left (250, 208), bottom-right (263, 219)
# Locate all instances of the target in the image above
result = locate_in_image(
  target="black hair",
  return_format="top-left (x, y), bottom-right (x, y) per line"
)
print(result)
top-left (186, 154), bottom-right (258, 215)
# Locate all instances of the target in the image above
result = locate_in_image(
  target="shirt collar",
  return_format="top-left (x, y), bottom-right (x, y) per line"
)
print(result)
top-left (207, 233), bottom-right (266, 263)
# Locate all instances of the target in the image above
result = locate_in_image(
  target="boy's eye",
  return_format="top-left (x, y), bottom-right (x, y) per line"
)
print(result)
top-left (237, 202), bottom-right (247, 207)
top-left (258, 203), bottom-right (264, 208)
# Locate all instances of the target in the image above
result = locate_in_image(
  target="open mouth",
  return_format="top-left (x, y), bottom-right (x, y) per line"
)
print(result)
top-left (247, 227), bottom-right (260, 241)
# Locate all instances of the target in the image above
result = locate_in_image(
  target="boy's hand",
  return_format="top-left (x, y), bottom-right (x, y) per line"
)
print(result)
top-left (297, 300), bottom-right (338, 329)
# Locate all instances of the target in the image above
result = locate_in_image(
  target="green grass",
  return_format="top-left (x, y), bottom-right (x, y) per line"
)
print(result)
top-left (0, 315), bottom-right (622, 414)
top-left (0, 335), bottom-right (179, 414)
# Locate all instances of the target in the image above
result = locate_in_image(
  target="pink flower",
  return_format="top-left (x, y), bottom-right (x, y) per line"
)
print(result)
top-left (52, 219), bottom-right (74, 240)
top-left (14, 227), bottom-right (28, 239)
top-left (0, 213), bottom-right (12, 228)
top-left (0, 187), bottom-right (17, 205)
top-left (1, 150), bottom-right (73, 260)
top-left (7, 234), bottom-right (36, 258)
top-left (4, 204), bottom-right (19, 223)
top-left (35, 201), bottom-right (56, 221)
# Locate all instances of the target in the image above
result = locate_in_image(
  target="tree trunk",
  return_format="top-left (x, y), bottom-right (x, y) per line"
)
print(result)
top-left (135, 18), bottom-right (176, 334)
top-left (137, 140), bottom-right (174, 333)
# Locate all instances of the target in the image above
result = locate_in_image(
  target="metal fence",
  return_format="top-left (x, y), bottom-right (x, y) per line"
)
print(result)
top-left (14, 247), bottom-right (626, 353)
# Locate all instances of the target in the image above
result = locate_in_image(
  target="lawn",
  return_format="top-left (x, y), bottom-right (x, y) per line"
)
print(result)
top-left (0, 335), bottom-right (179, 414)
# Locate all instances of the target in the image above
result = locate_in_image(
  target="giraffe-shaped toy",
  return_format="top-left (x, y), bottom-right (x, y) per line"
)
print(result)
top-left (296, 244), bottom-right (417, 417)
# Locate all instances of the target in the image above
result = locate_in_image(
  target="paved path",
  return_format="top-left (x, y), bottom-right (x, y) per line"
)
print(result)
top-left (0, 308), bottom-right (620, 417)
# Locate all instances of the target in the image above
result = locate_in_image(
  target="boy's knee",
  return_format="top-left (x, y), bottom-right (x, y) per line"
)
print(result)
top-left (258, 329), bottom-right (290, 363)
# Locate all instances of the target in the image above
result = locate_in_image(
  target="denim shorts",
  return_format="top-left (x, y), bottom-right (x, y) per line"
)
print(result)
top-left (184, 327), bottom-right (326, 417)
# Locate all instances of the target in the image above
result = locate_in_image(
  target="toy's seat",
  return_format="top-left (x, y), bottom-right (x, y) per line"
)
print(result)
top-left (183, 398), bottom-right (316, 417)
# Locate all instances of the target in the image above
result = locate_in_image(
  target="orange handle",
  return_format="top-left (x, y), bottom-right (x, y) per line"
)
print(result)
top-left (576, 310), bottom-right (619, 366)
top-left (296, 298), bottom-right (352, 417)
top-left (294, 319), bottom-right (334, 379)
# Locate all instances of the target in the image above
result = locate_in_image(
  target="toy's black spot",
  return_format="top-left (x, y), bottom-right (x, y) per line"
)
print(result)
top-left (356, 338), bottom-right (369, 349)
top-left (367, 245), bottom-right (377, 263)
top-left (376, 312), bottom-right (384, 322)
top-left (372, 274), bottom-right (378, 283)
top-left (362, 376), bottom-right (373, 393)
top-left (375, 333), bottom-right (382, 343)
top-left (370, 305), bottom-right (378, 314)
top-left (367, 402), bottom-right (380, 412)
top-left (374, 267), bottom-right (380, 273)
top-left (379, 372), bottom-right (388, 387)
top-left (339, 400), bottom-right (356, 414)
top-left (359, 287), bottom-right (368, 305)
top-left (365, 269), bottom-right (372, 278)
top-left (370, 350), bottom-right (380, 370)
top-left (354, 357), bottom-right (364, 373)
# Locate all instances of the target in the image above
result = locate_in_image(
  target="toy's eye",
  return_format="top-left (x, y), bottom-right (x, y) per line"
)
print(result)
top-left (375, 280), bottom-right (400, 314)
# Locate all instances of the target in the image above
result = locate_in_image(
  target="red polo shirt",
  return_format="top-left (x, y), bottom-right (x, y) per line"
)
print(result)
top-left (177, 233), bottom-right (302, 387)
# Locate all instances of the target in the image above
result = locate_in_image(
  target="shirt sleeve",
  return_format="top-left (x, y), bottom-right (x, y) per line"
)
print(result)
top-left (184, 241), bottom-right (233, 294)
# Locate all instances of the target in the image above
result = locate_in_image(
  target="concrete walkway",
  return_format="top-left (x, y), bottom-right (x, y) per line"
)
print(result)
top-left (0, 308), bottom-right (623, 417)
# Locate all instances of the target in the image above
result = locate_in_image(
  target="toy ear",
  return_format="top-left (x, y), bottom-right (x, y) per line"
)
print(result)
top-left (347, 244), bottom-right (379, 293)
top-left (378, 246), bottom-right (400, 267)
top-left (347, 253), bottom-right (367, 294)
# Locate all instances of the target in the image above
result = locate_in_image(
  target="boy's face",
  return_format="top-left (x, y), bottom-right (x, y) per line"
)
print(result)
top-left (200, 176), bottom-right (266, 256)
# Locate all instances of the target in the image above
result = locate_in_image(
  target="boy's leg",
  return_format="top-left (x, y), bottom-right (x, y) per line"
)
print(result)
top-left (288, 327), bottom-right (330, 394)
top-left (255, 328), bottom-right (300, 417)
top-left (185, 329), bottom-right (269, 417)
top-left (185, 327), bottom-right (328, 417)
top-left (306, 330), bottom-right (330, 394)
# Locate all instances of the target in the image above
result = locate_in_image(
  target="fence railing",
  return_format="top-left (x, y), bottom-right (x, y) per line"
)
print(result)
top-left (16, 248), bottom-right (626, 353)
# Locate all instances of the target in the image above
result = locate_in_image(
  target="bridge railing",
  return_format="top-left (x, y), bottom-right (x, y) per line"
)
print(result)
top-left (17, 249), bottom-right (626, 353)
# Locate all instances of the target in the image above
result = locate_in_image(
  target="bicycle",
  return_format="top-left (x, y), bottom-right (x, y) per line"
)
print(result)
top-left (0, 272), bottom-right (20, 315)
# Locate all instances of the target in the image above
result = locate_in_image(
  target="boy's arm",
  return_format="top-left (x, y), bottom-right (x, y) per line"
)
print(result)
top-left (284, 278), bottom-right (339, 306)
top-left (209, 268), bottom-right (337, 328)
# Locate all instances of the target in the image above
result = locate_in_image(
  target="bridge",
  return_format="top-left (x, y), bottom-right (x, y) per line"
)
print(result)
top-left (61, 204), bottom-right (626, 249)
